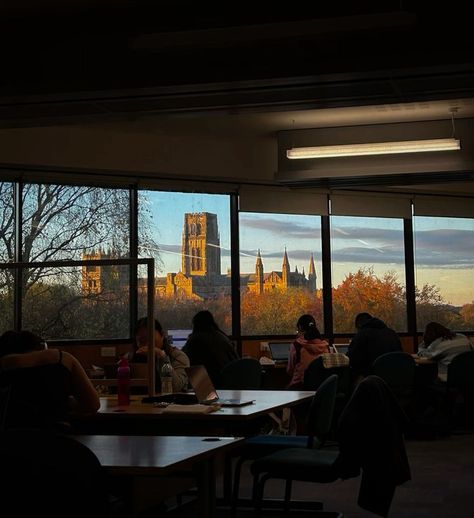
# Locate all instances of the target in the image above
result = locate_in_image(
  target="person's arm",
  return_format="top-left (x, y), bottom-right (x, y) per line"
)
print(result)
top-left (169, 349), bottom-right (190, 392)
top-left (62, 351), bottom-right (100, 414)
top-left (417, 338), bottom-right (444, 359)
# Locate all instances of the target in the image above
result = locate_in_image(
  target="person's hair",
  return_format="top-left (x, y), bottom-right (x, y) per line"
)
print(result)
top-left (423, 322), bottom-right (456, 347)
top-left (355, 312), bottom-right (373, 329)
top-left (192, 310), bottom-right (223, 334)
top-left (296, 314), bottom-right (321, 341)
top-left (135, 317), bottom-right (171, 354)
top-left (0, 330), bottom-right (44, 357)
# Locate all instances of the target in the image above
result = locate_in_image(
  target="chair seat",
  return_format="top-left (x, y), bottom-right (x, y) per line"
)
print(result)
top-left (245, 434), bottom-right (308, 449)
top-left (251, 447), bottom-right (340, 482)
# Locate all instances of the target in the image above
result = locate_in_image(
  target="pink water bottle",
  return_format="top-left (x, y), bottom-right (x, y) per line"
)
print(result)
top-left (117, 357), bottom-right (131, 406)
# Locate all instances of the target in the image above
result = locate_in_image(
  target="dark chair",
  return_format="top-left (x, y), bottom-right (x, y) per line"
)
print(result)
top-left (241, 375), bottom-right (339, 517)
top-left (304, 356), bottom-right (352, 437)
top-left (218, 357), bottom-right (262, 389)
top-left (446, 349), bottom-right (474, 426)
top-left (372, 351), bottom-right (416, 415)
top-left (0, 428), bottom-right (116, 518)
top-left (251, 375), bottom-right (410, 518)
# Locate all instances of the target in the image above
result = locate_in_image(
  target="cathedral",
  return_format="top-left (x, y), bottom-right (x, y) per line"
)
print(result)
top-left (82, 212), bottom-right (317, 300)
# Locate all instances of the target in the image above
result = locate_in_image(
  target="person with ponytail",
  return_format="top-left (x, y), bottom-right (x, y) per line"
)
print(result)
top-left (287, 314), bottom-right (330, 389)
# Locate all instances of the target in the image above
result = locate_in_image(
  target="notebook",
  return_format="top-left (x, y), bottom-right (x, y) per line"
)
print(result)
top-left (185, 365), bottom-right (255, 407)
top-left (268, 342), bottom-right (291, 363)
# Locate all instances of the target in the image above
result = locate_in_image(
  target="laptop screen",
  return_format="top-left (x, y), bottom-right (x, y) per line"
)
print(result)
top-left (268, 342), bottom-right (291, 362)
top-left (185, 365), bottom-right (219, 403)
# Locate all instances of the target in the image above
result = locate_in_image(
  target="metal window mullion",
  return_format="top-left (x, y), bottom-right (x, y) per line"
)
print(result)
top-left (404, 217), bottom-right (418, 350)
top-left (13, 181), bottom-right (23, 331)
top-left (230, 193), bottom-right (241, 354)
top-left (321, 215), bottom-right (334, 344)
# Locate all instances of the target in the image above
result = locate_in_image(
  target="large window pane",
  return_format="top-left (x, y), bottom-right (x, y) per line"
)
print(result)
top-left (0, 182), bottom-right (14, 334)
top-left (414, 216), bottom-right (474, 331)
top-left (21, 184), bottom-right (130, 339)
top-left (138, 191), bottom-right (232, 341)
top-left (331, 216), bottom-right (406, 333)
top-left (239, 212), bottom-right (323, 335)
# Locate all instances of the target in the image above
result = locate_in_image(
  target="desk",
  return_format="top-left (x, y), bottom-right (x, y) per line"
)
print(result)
top-left (73, 434), bottom-right (243, 518)
top-left (72, 389), bottom-right (314, 436)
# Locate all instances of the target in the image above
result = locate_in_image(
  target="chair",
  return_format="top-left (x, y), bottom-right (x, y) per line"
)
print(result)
top-left (218, 357), bottom-right (263, 389)
top-left (0, 428), bottom-right (115, 518)
top-left (304, 355), bottom-right (352, 437)
top-left (251, 375), bottom-right (411, 518)
top-left (446, 350), bottom-right (474, 426)
top-left (372, 351), bottom-right (416, 415)
top-left (232, 375), bottom-right (339, 517)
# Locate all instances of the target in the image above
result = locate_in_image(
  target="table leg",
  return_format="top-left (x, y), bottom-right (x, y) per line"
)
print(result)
top-left (194, 459), bottom-right (216, 518)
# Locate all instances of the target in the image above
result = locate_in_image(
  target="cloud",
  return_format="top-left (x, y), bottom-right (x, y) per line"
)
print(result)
top-left (240, 214), bottom-right (321, 239)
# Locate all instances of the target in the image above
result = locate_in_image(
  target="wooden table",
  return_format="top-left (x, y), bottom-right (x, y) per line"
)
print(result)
top-left (72, 389), bottom-right (315, 436)
top-left (73, 434), bottom-right (243, 518)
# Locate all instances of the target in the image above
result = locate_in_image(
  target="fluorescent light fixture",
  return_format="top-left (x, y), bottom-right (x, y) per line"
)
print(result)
top-left (286, 138), bottom-right (461, 159)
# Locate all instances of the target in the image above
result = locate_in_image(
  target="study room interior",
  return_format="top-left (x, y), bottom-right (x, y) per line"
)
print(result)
top-left (0, 2), bottom-right (473, 517)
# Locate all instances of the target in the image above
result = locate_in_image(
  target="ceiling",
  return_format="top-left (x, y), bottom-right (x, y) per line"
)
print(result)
top-left (1, 1), bottom-right (474, 194)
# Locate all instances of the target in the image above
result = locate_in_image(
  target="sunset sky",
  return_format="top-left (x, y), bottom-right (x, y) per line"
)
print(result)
top-left (140, 191), bottom-right (474, 307)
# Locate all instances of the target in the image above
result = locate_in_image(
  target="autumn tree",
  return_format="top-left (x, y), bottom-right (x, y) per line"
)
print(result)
top-left (241, 288), bottom-right (323, 335)
top-left (332, 267), bottom-right (406, 332)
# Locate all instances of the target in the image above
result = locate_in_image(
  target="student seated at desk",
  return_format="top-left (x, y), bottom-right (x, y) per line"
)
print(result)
top-left (132, 317), bottom-right (189, 392)
top-left (0, 330), bottom-right (100, 430)
top-left (417, 322), bottom-right (472, 382)
top-left (182, 310), bottom-right (238, 387)
top-left (287, 314), bottom-right (330, 389)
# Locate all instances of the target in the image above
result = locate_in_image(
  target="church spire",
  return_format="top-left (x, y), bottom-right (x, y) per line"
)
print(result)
top-left (308, 253), bottom-right (317, 291)
top-left (255, 249), bottom-right (264, 295)
top-left (282, 247), bottom-right (290, 286)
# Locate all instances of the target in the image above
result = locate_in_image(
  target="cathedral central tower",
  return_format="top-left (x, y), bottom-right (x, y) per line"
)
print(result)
top-left (181, 212), bottom-right (221, 276)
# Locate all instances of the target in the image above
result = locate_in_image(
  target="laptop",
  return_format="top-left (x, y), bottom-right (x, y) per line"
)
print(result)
top-left (268, 342), bottom-right (291, 364)
top-left (185, 365), bottom-right (255, 407)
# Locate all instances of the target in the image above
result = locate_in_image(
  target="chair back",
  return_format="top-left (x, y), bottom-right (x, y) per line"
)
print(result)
top-left (306, 374), bottom-right (338, 448)
top-left (372, 351), bottom-right (415, 395)
top-left (218, 358), bottom-right (262, 389)
top-left (0, 428), bottom-right (110, 518)
top-left (304, 356), bottom-right (351, 395)
top-left (447, 349), bottom-right (474, 389)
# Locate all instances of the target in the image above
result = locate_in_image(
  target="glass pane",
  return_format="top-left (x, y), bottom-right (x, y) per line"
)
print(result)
top-left (21, 184), bottom-right (131, 339)
top-left (414, 216), bottom-right (474, 332)
top-left (138, 191), bottom-right (232, 340)
top-left (239, 212), bottom-right (323, 335)
top-left (22, 265), bottom-right (130, 340)
top-left (331, 216), bottom-right (406, 333)
top-left (0, 182), bottom-right (15, 334)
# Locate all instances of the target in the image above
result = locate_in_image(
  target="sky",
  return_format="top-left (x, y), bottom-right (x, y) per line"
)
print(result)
top-left (138, 191), bottom-right (474, 307)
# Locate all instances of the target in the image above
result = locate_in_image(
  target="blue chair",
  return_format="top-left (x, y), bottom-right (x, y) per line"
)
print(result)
top-left (230, 375), bottom-right (339, 517)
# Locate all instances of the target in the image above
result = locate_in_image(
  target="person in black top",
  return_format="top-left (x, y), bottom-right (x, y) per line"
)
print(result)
top-left (182, 310), bottom-right (238, 387)
top-left (347, 312), bottom-right (402, 380)
top-left (0, 330), bottom-right (100, 430)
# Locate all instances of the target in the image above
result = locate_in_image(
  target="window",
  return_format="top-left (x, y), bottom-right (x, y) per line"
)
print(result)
top-left (20, 183), bottom-right (130, 339)
top-left (330, 216), bottom-right (407, 333)
top-left (414, 216), bottom-right (474, 332)
top-left (137, 190), bottom-right (232, 344)
top-left (0, 182), bottom-right (14, 333)
top-left (239, 212), bottom-right (323, 335)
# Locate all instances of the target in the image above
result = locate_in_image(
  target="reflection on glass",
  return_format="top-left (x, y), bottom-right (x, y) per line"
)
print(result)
top-left (330, 215), bottom-right (406, 333)
top-left (19, 184), bottom-right (130, 339)
top-left (414, 216), bottom-right (474, 332)
top-left (239, 212), bottom-right (323, 335)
